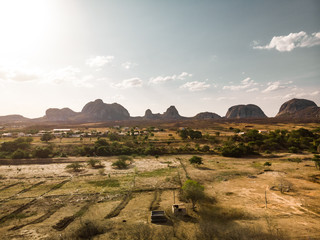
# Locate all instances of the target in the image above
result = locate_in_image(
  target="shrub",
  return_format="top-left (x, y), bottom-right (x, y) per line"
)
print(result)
top-left (73, 220), bottom-right (106, 239)
top-left (12, 149), bottom-right (27, 159)
top-left (189, 156), bottom-right (203, 165)
top-left (33, 147), bottom-right (52, 158)
top-left (112, 156), bottom-right (131, 169)
top-left (66, 162), bottom-right (83, 172)
top-left (264, 161), bottom-right (272, 166)
top-left (87, 159), bottom-right (103, 168)
top-left (201, 145), bottom-right (210, 152)
top-left (288, 146), bottom-right (299, 153)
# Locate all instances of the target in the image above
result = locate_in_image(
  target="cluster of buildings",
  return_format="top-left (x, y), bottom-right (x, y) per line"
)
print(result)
top-left (1, 126), bottom-right (161, 139)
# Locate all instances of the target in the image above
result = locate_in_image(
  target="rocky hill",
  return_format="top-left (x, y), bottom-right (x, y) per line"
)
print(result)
top-left (76, 99), bottom-right (130, 122)
top-left (193, 112), bottom-right (221, 120)
top-left (225, 104), bottom-right (267, 119)
top-left (45, 108), bottom-right (78, 122)
top-left (143, 109), bottom-right (162, 120)
top-left (276, 98), bottom-right (319, 118)
top-left (143, 106), bottom-right (184, 120)
top-left (0, 115), bottom-right (30, 123)
top-left (162, 106), bottom-right (183, 120)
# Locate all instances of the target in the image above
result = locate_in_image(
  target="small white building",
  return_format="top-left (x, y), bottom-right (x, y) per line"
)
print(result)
top-left (17, 132), bottom-right (25, 137)
top-left (2, 133), bottom-right (12, 137)
top-left (258, 130), bottom-right (269, 134)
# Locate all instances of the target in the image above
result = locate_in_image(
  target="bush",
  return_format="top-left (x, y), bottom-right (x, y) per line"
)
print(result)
top-left (66, 162), bottom-right (83, 172)
top-left (221, 143), bottom-right (254, 158)
top-left (33, 147), bottom-right (52, 158)
top-left (87, 159), bottom-right (103, 168)
top-left (73, 220), bottom-right (105, 239)
top-left (264, 161), bottom-right (272, 166)
top-left (288, 146), bottom-right (299, 153)
top-left (12, 149), bottom-right (27, 159)
top-left (112, 156), bottom-right (131, 169)
top-left (189, 156), bottom-right (203, 165)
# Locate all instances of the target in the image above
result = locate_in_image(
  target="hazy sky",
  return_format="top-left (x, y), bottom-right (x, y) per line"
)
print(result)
top-left (0, 0), bottom-right (319, 118)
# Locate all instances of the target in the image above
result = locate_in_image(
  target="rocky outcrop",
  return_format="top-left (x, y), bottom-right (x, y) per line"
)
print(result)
top-left (225, 104), bottom-right (267, 119)
top-left (143, 106), bottom-right (183, 120)
top-left (162, 106), bottom-right (183, 120)
top-left (144, 109), bottom-right (161, 120)
top-left (77, 99), bottom-right (130, 121)
top-left (276, 98), bottom-right (318, 118)
top-left (193, 112), bottom-right (221, 120)
top-left (45, 108), bottom-right (78, 121)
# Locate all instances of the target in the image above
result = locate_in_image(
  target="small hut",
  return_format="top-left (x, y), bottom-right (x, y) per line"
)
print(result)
top-left (172, 204), bottom-right (187, 216)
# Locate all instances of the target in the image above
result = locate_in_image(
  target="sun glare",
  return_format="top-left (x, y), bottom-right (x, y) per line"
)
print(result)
top-left (0, 0), bottom-right (54, 58)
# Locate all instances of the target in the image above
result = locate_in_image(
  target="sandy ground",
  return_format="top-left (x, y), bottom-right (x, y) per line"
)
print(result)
top-left (0, 154), bottom-right (319, 239)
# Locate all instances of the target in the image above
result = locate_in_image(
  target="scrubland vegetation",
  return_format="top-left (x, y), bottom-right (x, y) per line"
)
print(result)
top-left (0, 122), bottom-right (319, 239)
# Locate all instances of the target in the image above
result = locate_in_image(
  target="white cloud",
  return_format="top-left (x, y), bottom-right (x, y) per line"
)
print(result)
top-left (177, 72), bottom-right (193, 80)
top-left (111, 78), bottom-right (143, 89)
top-left (261, 81), bottom-right (287, 93)
top-left (0, 65), bottom-right (41, 82)
top-left (253, 31), bottom-right (320, 52)
top-left (311, 91), bottom-right (320, 96)
top-left (223, 77), bottom-right (257, 91)
top-left (246, 88), bottom-right (259, 92)
top-left (217, 96), bottom-right (236, 101)
top-left (149, 72), bottom-right (192, 84)
top-left (46, 66), bottom-right (94, 88)
top-left (180, 81), bottom-right (210, 92)
top-left (284, 90), bottom-right (320, 99)
top-left (86, 55), bottom-right (114, 70)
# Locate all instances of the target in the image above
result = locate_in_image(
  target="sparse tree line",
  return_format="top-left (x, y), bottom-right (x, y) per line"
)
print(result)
top-left (1, 127), bottom-right (320, 169)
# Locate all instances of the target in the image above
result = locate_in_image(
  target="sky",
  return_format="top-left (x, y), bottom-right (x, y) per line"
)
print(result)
top-left (0, 0), bottom-right (319, 118)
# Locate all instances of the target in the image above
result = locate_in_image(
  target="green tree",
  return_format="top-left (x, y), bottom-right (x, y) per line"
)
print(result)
top-left (189, 156), bottom-right (203, 165)
top-left (41, 133), bottom-right (55, 142)
top-left (182, 179), bottom-right (205, 210)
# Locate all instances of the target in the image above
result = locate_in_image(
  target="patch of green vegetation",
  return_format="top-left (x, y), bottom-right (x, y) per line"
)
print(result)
top-left (88, 179), bottom-right (120, 188)
top-left (8, 211), bottom-right (37, 220)
top-left (138, 167), bottom-right (173, 178)
top-left (215, 170), bottom-right (252, 181)
top-left (251, 161), bottom-right (263, 169)
top-left (287, 158), bottom-right (302, 163)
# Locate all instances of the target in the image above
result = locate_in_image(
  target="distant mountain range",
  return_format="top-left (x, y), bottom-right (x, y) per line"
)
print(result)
top-left (0, 98), bottom-right (319, 124)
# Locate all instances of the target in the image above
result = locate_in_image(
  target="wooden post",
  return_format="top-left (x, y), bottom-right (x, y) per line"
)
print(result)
top-left (173, 190), bottom-right (175, 204)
